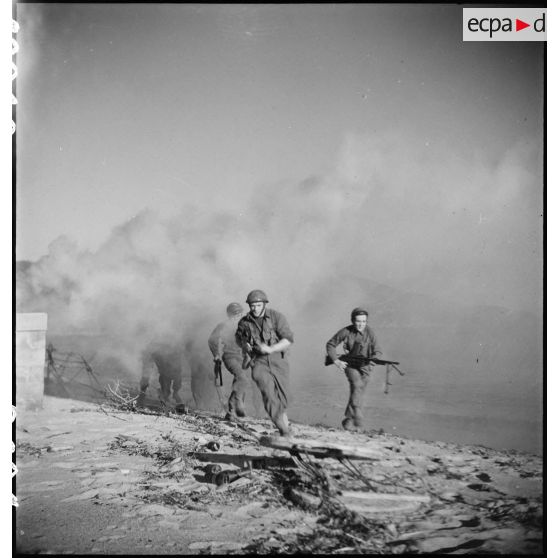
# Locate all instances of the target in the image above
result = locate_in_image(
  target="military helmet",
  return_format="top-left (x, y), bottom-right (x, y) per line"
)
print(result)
top-left (350, 307), bottom-right (369, 321)
top-left (226, 302), bottom-right (243, 317)
top-left (246, 289), bottom-right (269, 304)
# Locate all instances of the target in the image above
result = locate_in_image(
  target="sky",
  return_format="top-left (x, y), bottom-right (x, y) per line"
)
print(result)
top-left (15, 4), bottom-right (544, 358)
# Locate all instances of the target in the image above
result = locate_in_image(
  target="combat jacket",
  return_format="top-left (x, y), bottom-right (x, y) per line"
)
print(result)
top-left (208, 319), bottom-right (243, 360)
top-left (236, 308), bottom-right (294, 354)
top-left (326, 325), bottom-right (382, 369)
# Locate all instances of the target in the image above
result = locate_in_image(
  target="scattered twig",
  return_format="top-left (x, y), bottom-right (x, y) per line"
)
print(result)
top-left (345, 532), bottom-right (369, 545)
top-left (104, 380), bottom-right (139, 412)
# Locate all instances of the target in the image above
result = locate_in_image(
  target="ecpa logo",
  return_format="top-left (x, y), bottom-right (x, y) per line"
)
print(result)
top-left (463, 8), bottom-right (546, 41)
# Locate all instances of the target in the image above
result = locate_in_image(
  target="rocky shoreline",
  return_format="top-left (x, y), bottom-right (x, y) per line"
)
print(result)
top-left (15, 396), bottom-right (543, 555)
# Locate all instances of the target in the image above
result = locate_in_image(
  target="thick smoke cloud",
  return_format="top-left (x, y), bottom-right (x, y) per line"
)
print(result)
top-left (16, 132), bottom-right (542, 408)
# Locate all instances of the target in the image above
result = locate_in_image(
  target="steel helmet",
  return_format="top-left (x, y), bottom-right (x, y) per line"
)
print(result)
top-left (350, 307), bottom-right (369, 321)
top-left (246, 289), bottom-right (269, 304)
top-left (226, 302), bottom-right (243, 317)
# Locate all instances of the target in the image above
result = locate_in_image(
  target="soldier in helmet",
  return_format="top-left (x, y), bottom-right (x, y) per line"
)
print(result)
top-left (236, 290), bottom-right (294, 437)
top-left (208, 302), bottom-right (249, 421)
top-left (326, 307), bottom-right (382, 431)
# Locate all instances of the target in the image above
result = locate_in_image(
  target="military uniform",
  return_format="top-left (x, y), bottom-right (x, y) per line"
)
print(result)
top-left (326, 324), bottom-right (382, 428)
top-left (236, 308), bottom-right (294, 433)
top-left (208, 319), bottom-right (249, 418)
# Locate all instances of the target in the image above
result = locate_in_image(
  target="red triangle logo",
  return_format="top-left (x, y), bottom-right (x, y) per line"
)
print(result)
top-left (516, 19), bottom-right (530, 31)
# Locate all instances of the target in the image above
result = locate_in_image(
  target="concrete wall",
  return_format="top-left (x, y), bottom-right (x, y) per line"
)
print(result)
top-left (16, 313), bottom-right (48, 411)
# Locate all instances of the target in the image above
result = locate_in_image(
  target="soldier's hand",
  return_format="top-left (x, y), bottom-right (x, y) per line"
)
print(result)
top-left (243, 342), bottom-right (253, 354)
top-left (257, 343), bottom-right (272, 355)
top-left (334, 359), bottom-right (347, 371)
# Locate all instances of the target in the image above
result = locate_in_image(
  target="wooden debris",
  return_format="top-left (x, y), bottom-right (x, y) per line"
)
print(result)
top-left (338, 491), bottom-right (430, 516)
top-left (259, 435), bottom-right (382, 460)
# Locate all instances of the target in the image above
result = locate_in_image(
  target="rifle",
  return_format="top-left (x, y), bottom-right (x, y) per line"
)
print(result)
top-left (324, 354), bottom-right (405, 394)
top-left (237, 322), bottom-right (257, 369)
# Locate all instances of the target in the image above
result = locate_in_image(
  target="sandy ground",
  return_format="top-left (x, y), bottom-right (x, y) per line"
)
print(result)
top-left (14, 396), bottom-right (543, 555)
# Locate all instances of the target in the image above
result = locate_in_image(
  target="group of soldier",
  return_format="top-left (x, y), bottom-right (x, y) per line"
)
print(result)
top-left (139, 289), bottom-right (383, 437)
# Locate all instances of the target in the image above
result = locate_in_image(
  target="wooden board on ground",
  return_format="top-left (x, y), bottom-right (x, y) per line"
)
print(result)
top-left (338, 490), bottom-right (431, 515)
top-left (259, 435), bottom-right (382, 461)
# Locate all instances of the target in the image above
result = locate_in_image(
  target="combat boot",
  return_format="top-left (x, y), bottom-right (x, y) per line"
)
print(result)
top-left (225, 411), bottom-right (244, 422)
top-left (342, 418), bottom-right (356, 431)
top-left (275, 412), bottom-right (291, 438)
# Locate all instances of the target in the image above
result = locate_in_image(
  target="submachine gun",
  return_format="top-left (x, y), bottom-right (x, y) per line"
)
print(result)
top-left (236, 322), bottom-right (258, 370)
top-left (325, 354), bottom-right (405, 394)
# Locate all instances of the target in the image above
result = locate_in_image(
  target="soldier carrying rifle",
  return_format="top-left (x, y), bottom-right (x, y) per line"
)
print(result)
top-left (325, 307), bottom-right (385, 432)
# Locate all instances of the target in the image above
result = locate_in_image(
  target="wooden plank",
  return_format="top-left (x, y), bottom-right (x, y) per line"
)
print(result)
top-left (338, 490), bottom-right (431, 515)
top-left (259, 435), bottom-right (382, 461)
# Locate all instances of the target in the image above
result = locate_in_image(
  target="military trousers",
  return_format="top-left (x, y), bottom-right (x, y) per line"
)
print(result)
top-left (222, 355), bottom-right (250, 417)
top-left (344, 366), bottom-right (370, 427)
top-left (251, 353), bottom-right (290, 429)
top-left (159, 373), bottom-right (183, 404)
top-left (140, 373), bottom-right (182, 404)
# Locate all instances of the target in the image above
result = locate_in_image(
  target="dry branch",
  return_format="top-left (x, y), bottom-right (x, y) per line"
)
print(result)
top-left (104, 380), bottom-right (139, 410)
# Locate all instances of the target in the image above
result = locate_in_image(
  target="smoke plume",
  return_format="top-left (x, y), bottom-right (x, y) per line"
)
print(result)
top-left (16, 131), bottom-right (543, 411)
